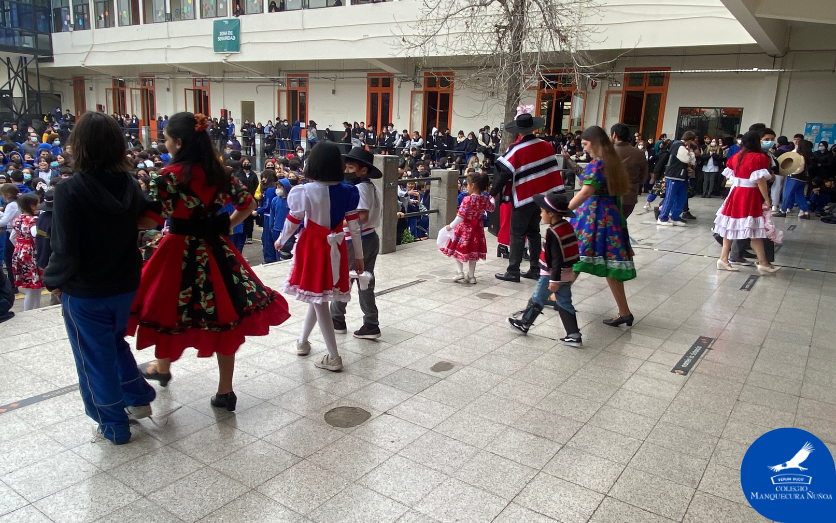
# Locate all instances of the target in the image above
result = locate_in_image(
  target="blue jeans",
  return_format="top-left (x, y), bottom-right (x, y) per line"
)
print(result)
top-left (658, 178), bottom-right (687, 222)
top-left (781, 178), bottom-right (809, 213)
top-left (809, 192), bottom-right (831, 212)
top-left (62, 291), bottom-right (156, 444)
top-left (531, 275), bottom-right (575, 314)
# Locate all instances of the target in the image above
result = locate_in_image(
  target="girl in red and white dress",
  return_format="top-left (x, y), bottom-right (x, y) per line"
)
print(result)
top-left (714, 130), bottom-right (780, 275)
top-left (441, 172), bottom-right (494, 283)
top-left (275, 142), bottom-right (364, 372)
top-left (11, 193), bottom-right (43, 310)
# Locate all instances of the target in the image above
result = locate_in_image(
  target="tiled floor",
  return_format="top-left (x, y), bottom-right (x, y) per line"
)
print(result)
top-left (1, 197), bottom-right (834, 522)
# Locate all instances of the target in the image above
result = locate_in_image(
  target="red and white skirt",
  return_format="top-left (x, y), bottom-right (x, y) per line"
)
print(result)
top-left (283, 220), bottom-right (351, 303)
top-left (714, 170), bottom-right (771, 240)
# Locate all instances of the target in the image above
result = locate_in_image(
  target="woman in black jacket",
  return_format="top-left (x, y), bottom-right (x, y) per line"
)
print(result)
top-left (44, 112), bottom-right (157, 445)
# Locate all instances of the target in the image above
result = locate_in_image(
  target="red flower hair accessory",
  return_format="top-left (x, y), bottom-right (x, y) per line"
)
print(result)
top-left (194, 113), bottom-right (209, 133)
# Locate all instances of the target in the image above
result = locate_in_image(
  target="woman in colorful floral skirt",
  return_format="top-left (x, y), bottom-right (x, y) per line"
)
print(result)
top-left (569, 126), bottom-right (636, 327)
top-left (129, 113), bottom-right (291, 411)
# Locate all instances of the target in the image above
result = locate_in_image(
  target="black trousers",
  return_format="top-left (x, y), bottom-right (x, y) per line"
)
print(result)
top-left (507, 202), bottom-right (541, 276)
top-left (242, 215), bottom-right (255, 239)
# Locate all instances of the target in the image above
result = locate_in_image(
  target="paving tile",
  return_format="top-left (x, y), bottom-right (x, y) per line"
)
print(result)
top-left (198, 491), bottom-right (309, 522)
top-left (492, 503), bottom-right (559, 522)
top-left (398, 431), bottom-right (479, 475)
top-left (587, 406), bottom-right (657, 440)
top-left (588, 497), bottom-right (676, 523)
top-left (516, 472), bottom-right (604, 523)
top-left (698, 461), bottom-right (748, 506)
top-left (414, 478), bottom-right (508, 523)
top-left (309, 484), bottom-right (407, 523)
top-left (34, 473), bottom-right (140, 523)
top-left (258, 460), bottom-right (351, 515)
top-left (454, 450), bottom-right (537, 499)
top-left (3, 449), bottom-right (99, 502)
top-left (170, 423), bottom-right (258, 465)
top-left (435, 410), bottom-right (506, 448)
top-left (351, 412), bottom-right (428, 453)
top-left (462, 393), bottom-right (530, 425)
top-left (0, 480), bottom-right (28, 517)
top-left (513, 408), bottom-right (583, 443)
top-left (388, 395), bottom-right (458, 429)
top-left (567, 425), bottom-right (642, 465)
top-left (108, 446), bottom-right (203, 496)
top-left (485, 427), bottom-right (562, 469)
top-left (0, 506), bottom-right (52, 523)
top-left (645, 422), bottom-right (718, 460)
top-left (95, 497), bottom-right (185, 523)
top-left (542, 446), bottom-right (625, 494)
top-left (146, 467), bottom-right (249, 522)
top-left (209, 440), bottom-right (301, 488)
top-left (263, 417), bottom-right (345, 458)
top-left (536, 390), bottom-right (603, 423)
top-left (683, 491), bottom-right (769, 522)
top-left (220, 401), bottom-right (301, 438)
top-left (377, 368), bottom-right (441, 394)
top-left (629, 442), bottom-right (709, 488)
top-left (609, 467), bottom-right (695, 521)
top-left (359, 455), bottom-right (448, 507)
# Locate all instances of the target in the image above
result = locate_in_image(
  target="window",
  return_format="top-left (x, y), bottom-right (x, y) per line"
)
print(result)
top-left (287, 74), bottom-right (307, 124)
top-left (72, 0), bottom-right (89, 30)
top-left (94, 0), bottom-right (113, 27)
top-left (52, 0), bottom-right (71, 32)
top-left (200, 0), bottom-right (227, 18)
top-left (186, 76), bottom-right (210, 116)
top-left (109, 78), bottom-right (126, 116)
top-left (619, 68), bottom-right (670, 140)
top-left (244, 0), bottom-right (260, 13)
top-left (143, 0), bottom-right (165, 22)
top-left (367, 74), bottom-right (392, 134)
top-left (72, 76), bottom-right (86, 116)
top-left (116, 0), bottom-right (138, 25)
top-left (675, 108), bottom-right (743, 141)
top-left (536, 70), bottom-right (584, 136)
top-left (170, 0), bottom-right (194, 19)
top-left (423, 72), bottom-right (453, 137)
top-left (130, 76), bottom-right (156, 127)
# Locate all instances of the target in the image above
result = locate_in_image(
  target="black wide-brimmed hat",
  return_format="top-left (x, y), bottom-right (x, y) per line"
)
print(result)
top-left (504, 113), bottom-right (546, 134)
top-left (533, 190), bottom-right (575, 218)
top-left (343, 147), bottom-right (383, 179)
top-left (38, 189), bottom-right (54, 212)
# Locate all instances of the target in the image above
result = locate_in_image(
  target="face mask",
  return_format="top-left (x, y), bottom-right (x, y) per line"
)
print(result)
top-left (151, 144), bottom-right (158, 149)
top-left (710, 141), bottom-right (716, 147)
top-left (53, 140), bottom-right (60, 146)
top-left (30, 137), bottom-right (37, 142)
top-left (23, 173), bottom-right (31, 181)
top-left (50, 161), bottom-right (58, 168)
top-left (819, 146), bottom-right (826, 152)
top-left (737, 139), bottom-right (742, 145)
top-left (289, 178), bottom-right (299, 186)
top-left (637, 146), bottom-right (644, 150)
top-left (761, 140), bottom-right (775, 149)
top-left (277, 188), bottom-right (285, 198)
top-left (242, 164), bottom-right (251, 170)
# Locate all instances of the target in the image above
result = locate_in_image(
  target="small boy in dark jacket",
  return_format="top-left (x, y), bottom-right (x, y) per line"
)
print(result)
top-left (508, 191), bottom-right (582, 347)
top-left (35, 190), bottom-right (58, 304)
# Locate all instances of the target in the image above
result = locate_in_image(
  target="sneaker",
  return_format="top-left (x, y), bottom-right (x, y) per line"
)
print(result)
top-left (671, 220), bottom-right (687, 227)
top-left (681, 212), bottom-right (696, 220)
top-left (642, 204), bottom-right (651, 212)
top-left (354, 323), bottom-right (381, 339)
top-left (559, 336), bottom-right (583, 348)
top-left (91, 426), bottom-right (129, 445)
top-left (800, 213), bottom-right (811, 220)
top-left (466, 276), bottom-right (477, 284)
top-left (246, 238), bottom-right (253, 244)
top-left (296, 340), bottom-right (311, 356)
top-left (125, 404), bottom-right (151, 421)
top-left (772, 211), bottom-right (787, 217)
top-left (656, 219), bottom-right (672, 226)
top-left (315, 354), bottom-right (343, 372)
top-left (333, 318), bottom-right (347, 334)
top-left (453, 272), bottom-right (466, 283)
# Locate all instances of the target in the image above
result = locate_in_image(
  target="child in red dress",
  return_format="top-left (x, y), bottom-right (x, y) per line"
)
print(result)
top-left (440, 172), bottom-right (494, 283)
top-left (11, 193), bottom-right (43, 310)
top-left (275, 142), bottom-right (365, 372)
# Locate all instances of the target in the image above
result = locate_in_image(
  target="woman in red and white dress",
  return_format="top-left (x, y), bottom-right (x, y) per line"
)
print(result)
top-left (275, 142), bottom-right (364, 372)
top-left (714, 130), bottom-right (780, 274)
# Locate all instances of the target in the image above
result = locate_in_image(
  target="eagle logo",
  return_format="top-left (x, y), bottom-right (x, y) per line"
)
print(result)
top-left (768, 442), bottom-right (814, 472)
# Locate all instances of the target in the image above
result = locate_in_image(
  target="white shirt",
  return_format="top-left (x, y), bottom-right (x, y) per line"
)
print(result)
top-left (353, 180), bottom-right (381, 235)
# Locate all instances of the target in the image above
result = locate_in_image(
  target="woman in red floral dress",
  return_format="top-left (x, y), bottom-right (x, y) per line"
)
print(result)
top-left (128, 113), bottom-right (290, 411)
top-left (11, 193), bottom-right (43, 310)
top-left (440, 172), bottom-right (494, 283)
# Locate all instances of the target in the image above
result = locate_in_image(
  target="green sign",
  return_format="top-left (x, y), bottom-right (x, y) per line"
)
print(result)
top-left (213, 19), bottom-right (240, 53)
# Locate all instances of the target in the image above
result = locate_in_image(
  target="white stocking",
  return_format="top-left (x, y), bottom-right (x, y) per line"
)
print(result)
top-left (467, 260), bottom-right (477, 278)
top-left (455, 260), bottom-right (464, 274)
top-left (23, 288), bottom-right (41, 311)
top-left (299, 304), bottom-right (317, 343)
top-left (313, 302), bottom-right (339, 359)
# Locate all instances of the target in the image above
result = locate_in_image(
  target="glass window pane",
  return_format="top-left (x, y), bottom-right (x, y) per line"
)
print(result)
top-left (540, 93), bottom-right (554, 135)
top-left (289, 78), bottom-right (297, 87)
top-left (439, 76), bottom-right (451, 88)
top-left (424, 91), bottom-right (438, 137)
top-left (382, 77), bottom-right (390, 88)
top-left (370, 77), bottom-right (378, 88)
top-left (381, 93), bottom-right (390, 129)
top-left (299, 91), bottom-right (306, 124)
top-left (369, 93), bottom-right (378, 131)
top-left (602, 92), bottom-right (623, 131)
top-left (641, 93), bottom-right (662, 139)
top-left (628, 73), bottom-right (644, 87)
top-left (299, 77), bottom-right (306, 87)
top-left (438, 92), bottom-right (450, 133)
top-left (648, 72), bottom-right (665, 87)
top-left (425, 76), bottom-right (436, 88)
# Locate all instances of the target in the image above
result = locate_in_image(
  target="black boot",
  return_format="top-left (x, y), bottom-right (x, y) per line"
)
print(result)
top-left (557, 307), bottom-right (582, 348)
top-left (508, 300), bottom-right (543, 334)
top-left (497, 244), bottom-right (510, 259)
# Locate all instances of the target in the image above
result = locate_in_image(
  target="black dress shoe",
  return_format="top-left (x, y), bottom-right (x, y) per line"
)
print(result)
top-left (139, 363), bottom-right (172, 387)
top-left (682, 212), bottom-right (696, 220)
top-left (211, 391), bottom-right (237, 412)
top-left (495, 272), bottom-right (521, 282)
top-left (603, 314), bottom-right (634, 327)
top-left (521, 270), bottom-right (539, 280)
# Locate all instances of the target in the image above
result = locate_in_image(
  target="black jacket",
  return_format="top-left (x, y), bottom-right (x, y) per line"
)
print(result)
top-left (44, 171), bottom-right (152, 297)
top-left (235, 169), bottom-right (258, 195)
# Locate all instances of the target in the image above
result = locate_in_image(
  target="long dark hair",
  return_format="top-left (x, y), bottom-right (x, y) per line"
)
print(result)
top-left (165, 112), bottom-right (229, 193)
top-left (735, 130), bottom-right (764, 168)
top-left (67, 112), bottom-right (133, 173)
top-left (798, 139), bottom-right (814, 168)
top-left (304, 142), bottom-right (344, 182)
top-left (580, 126), bottom-right (629, 196)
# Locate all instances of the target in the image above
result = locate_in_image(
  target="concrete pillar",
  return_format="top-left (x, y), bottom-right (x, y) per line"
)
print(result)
top-left (429, 169), bottom-right (459, 240)
top-left (140, 126), bottom-right (151, 149)
top-left (373, 154), bottom-right (400, 254)
top-left (254, 134), bottom-right (263, 171)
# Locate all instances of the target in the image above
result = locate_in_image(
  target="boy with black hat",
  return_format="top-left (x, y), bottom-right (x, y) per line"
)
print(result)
top-left (331, 146), bottom-right (383, 339)
top-left (508, 190), bottom-right (582, 347)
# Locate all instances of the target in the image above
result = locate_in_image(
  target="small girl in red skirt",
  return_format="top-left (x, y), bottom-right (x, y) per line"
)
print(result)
top-left (440, 172), bottom-right (494, 283)
top-left (11, 193), bottom-right (43, 310)
top-left (275, 142), bottom-right (364, 372)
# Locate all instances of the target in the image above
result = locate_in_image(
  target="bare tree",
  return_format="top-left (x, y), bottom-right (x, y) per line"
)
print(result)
top-left (399, 0), bottom-right (600, 149)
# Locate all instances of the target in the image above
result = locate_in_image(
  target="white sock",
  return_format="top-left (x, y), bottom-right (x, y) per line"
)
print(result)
top-left (23, 288), bottom-right (41, 311)
top-left (455, 260), bottom-right (464, 274)
top-left (313, 302), bottom-right (339, 359)
top-left (299, 304), bottom-right (317, 343)
top-left (467, 260), bottom-right (477, 278)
